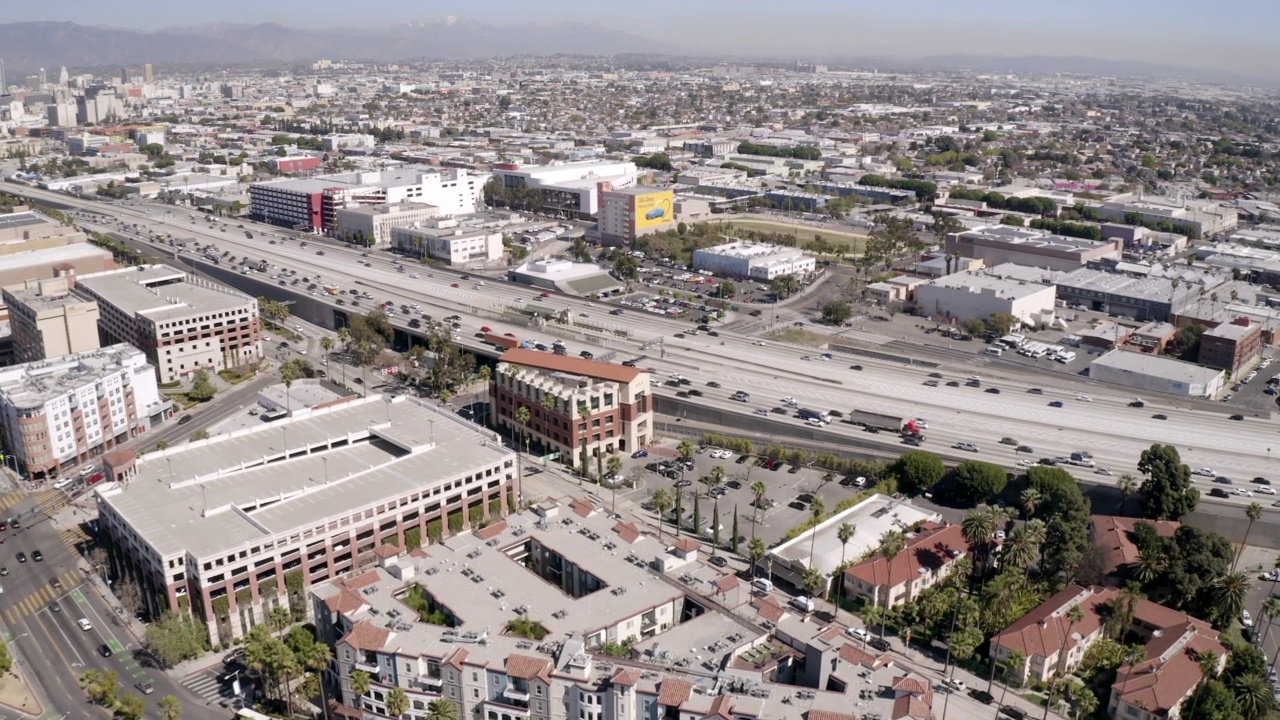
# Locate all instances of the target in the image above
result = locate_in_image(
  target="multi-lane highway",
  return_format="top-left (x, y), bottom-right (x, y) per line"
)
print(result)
top-left (11, 185), bottom-right (1280, 515)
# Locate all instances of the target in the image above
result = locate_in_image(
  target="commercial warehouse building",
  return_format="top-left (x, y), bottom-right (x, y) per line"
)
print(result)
top-left (913, 269), bottom-right (1057, 327)
top-left (0, 344), bottom-right (164, 478)
top-left (94, 395), bottom-right (519, 644)
top-left (945, 225), bottom-right (1123, 272)
top-left (1092, 194), bottom-right (1238, 238)
top-left (74, 265), bottom-right (262, 383)
top-left (1087, 349), bottom-right (1225, 398)
top-left (1053, 267), bottom-right (1208, 323)
top-left (389, 221), bottom-right (504, 266)
top-left (490, 160), bottom-right (637, 217)
top-left (691, 241), bottom-right (817, 281)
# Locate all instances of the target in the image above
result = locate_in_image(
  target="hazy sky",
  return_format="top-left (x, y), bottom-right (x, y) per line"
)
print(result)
top-left (8, 0), bottom-right (1278, 75)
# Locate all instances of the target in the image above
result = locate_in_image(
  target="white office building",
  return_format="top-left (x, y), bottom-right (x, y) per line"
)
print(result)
top-left (691, 240), bottom-right (817, 281)
top-left (914, 269), bottom-right (1057, 326)
top-left (490, 160), bottom-right (637, 216)
top-left (322, 134), bottom-right (377, 152)
top-left (389, 221), bottom-right (503, 266)
top-left (333, 203), bottom-right (440, 247)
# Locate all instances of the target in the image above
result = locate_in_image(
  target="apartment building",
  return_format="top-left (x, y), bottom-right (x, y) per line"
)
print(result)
top-left (990, 584), bottom-right (1224, 720)
top-left (491, 349), bottom-right (652, 464)
top-left (3, 276), bottom-right (101, 364)
top-left (314, 497), bottom-right (931, 720)
top-left (389, 223), bottom-right (504, 266)
top-left (94, 396), bottom-right (519, 645)
top-left (1198, 317), bottom-right (1262, 377)
top-left (841, 522), bottom-right (974, 610)
top-left (74, 265), bottom-right (262, 383)
top-left (0, 344), bottom-right (163, 478)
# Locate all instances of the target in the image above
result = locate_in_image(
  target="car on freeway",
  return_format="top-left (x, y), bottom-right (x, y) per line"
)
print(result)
top-left (1016, 445), bottom-right (1034, 454)
top-left (1048, 400), bottom-right (1064, 408)
top-left (1076, 394), bottom-right (1092, 402)
top-left (78, 618), bottom-right (93, 631)
top-left (1259, 487), bottom-right (1276, 495)
top-left (955, 441), bottom-right (979, 452)
top-left (1254, 477), bottom-right (1271, 485)
top-left (1152, 413), bottom-right (1167, 420)
top-left (1230, 414), bottom-right (1245, 421)
top-left (1095, 468), bottom-right (1114, 476)
top-left (1193, 467), bottom-right (1216, 477)
top-left (1000, 437), bottom-right (1018, 445)
top-left (1027, 388), bottom-right (1044, 395)
top-left (985, 387), bottom-right (1001, 394)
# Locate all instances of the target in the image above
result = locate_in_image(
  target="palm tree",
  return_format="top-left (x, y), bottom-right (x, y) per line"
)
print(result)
top-left (1071, 686), bottom-right (1098, 720)
top-left (1212, 572), bottom-right (1251, 627)
top-left (320, 334), bottom-right (333, 361)
top-left (425, 698), bottom-right (460, 720)
top-left (1261, 597), bottom-right (1280, 653)
top-left (350, 669), bottom-right (371, 700)
top-left (1129, 550), bottom-right (1165, 586)
top-left (159, 694), bottom-right (182, 720)
top-left (1062, 604), bottom-right (1084, 673)
top-left (875, 530), bottom-right (906, 640)
top-left (606, 453), bottom-right (624, 513)
top-left (514, 405), bottom-right (532, 454)
top-left (651, 488), bottom-right (672, 541)
top-left (1000, 527), bottom-right (1039, 572)
top-left (709, 464), bottom-right (727, 492)
top-left (996, 649), bottom-right (1025, 703)
top-left (676, 439), bottom-right (696, 461)
top-left (1020, 487), bottom-right (1042, 520)
top-left (1231, 674), bottom-right (1272, 719)
top-left (386, 687), bottom-right (410, 718)
top-left (1116, 473), bottom-right (1139, 514)
top-left (835, 522), bottom-right (856, 605)
top-left (961, 509), bottom-right (997, 588)
top-left (806, 496), bottom-right (826, 570)
top-left (750, 480), bottom-right (768, 534)
top-left (747, 536), bottom-right (766, 577)
top-left (1235, 502), bottom-right (1263, 571)
top-left (299, 641), bottom-right (333, 719)
top-left (280, 362), bottom-right (299, 414)
top-left (801, 566), bottom-right (826, 602)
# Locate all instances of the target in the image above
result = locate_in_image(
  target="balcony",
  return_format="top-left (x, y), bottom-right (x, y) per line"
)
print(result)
top-left (410, 674), bottom-right (442, 693)
top-left (502, 684), bottom-right (531, 703)
top-left (353, 660), bottom-right (379, 675)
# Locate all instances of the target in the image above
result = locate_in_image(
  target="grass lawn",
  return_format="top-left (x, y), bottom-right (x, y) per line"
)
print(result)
top-left (706, 219), bottom-right (868, 254)
top-left (219, 368), bottom-right (255, 384)
top-left (766, 327), bottom-right (829, 347)
top-left (263, 320), bottom-right (303, 343)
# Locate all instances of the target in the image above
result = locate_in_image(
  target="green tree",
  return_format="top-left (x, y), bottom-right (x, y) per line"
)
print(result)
top-left (1231, 674), bottom-right (1272, 720)
top-left (875, 530), bottom-right (906, 639)
top-left (1212, 572), bottom-right (1251, 629)
top-left (386, 686), bottom-right (411, 718)
top-left (1020, 487), bottom-right (1043, 520)
top-left (821, 300), bottom-right (853, 325)
top-left (187, 369), bottom-right (216, 402)
top-left (770, 274), bottom-right (801, 299)
top-left (1117, 473), bottom-right (1140, 513)
top-left (836, 522), bottom-right (856, 603)
top-left (1137, 444), bottom-right (1199, 520)
top-left (425, 698), bottom-right (461, 720)
top-left (1187, 679), bottom-right (1242, 720)
top-left (953, 460), bottom-right (1008, 505)
top-left (350, 669), bottom-right (372, 698)
top-left (146, 612), bottom-right (208, 667)
top-left (807, 496), bottom-right (826, 570)
top-left (651, 488), bottom-right (673, 540)
top-left (731, 507), bottom-right (740, 553)
top-left (1036, 472), bottom-right (1093, 581)
top-left (747, 536), bottom-right (766, 575)
top-left (114, 693), bottom-right (145, 720)
top-left (676, 439), bottom-right (696, 461)
top-left (750, 479), bottom-right (768, 532)
top-left (891, 450), bottom-right (945, 494)
top-left (158, 695), bottom-right (182, 720)
top-left (1235, 503), bottom-right (1263, 571)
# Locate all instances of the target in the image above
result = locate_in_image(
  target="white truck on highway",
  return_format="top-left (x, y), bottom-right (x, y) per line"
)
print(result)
top-left (847, 410), bottom-right (911, 433)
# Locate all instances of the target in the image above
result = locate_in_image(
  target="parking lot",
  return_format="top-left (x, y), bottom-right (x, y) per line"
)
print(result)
top-left (618, 439), bottom-right (875, 549)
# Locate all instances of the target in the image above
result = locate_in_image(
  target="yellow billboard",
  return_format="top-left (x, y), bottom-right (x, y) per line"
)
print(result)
top-left (634, 190), bottom-right (675, 231)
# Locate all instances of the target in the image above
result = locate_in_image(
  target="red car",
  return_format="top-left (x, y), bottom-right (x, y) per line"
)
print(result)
top-left (540, 291), bottom-right (551, 297)
top-left (480, 326), bottom-right (492, 333)
top-left (503, 332), bottom-right (516, 338)
top-left (451, 283), bottom-right (460, 288)
top-left (86, 473), bottom-right (104, 485)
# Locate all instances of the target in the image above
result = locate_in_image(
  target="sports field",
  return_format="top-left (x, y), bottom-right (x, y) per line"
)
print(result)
top-left (705, 218), bottom-right (867, 254)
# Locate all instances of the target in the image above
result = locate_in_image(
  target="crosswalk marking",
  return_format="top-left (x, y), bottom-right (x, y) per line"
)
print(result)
top-left (2, 569), bottom-right (83, 625)
top-left (0, 491), bottom-right (28, 516)
top-left (183, 670), bottom-right (232, 704)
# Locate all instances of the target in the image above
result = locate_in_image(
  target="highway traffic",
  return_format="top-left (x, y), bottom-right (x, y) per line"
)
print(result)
top-left (13, 184), bottom-right (1280, 513)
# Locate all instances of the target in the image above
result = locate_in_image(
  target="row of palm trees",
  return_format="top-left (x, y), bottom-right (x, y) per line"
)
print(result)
top-left (348, 669), bottom-right (459, 720)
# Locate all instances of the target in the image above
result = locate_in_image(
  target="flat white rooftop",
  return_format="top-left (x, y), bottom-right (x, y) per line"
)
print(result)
top-left (768, 494), bottom-right (940, 579)
top-left (0, 343), bottom-right (150, 410)
top-left (97, 395), bottom-right (514, 560)
top-left (76, 265), bottom-right (253, 323)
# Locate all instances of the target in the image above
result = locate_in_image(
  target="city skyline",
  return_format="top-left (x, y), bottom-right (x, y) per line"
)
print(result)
top-left (0, 0), bottom-right (1275, 77)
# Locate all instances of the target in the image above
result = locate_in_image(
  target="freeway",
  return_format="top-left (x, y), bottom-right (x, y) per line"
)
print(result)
top-left (9, 184), bottom-right (1280, 514)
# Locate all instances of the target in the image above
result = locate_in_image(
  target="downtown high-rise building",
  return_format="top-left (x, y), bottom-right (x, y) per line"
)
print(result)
top-left (0, 59), bottom-right (6, 93)
top-left (143, 63), bottom-right (153, 82)
top-left (37, 68), bottom-right (46, 87)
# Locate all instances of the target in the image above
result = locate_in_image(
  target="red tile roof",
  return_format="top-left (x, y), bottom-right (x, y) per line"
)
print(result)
top-left (340, 621), bottom-right (390, 652)
top-left (505, 654), bottom-right (552, 680)
top-left (443, 648), bottom-right (469, 669)
top-left (844, 522), bottom-right (971, 589)
top-left (1113, 628), bottom-right (1224, 716)
top-left (673, 537), bottom-right (700, 554)
top-left (373, 543), bottom-right (400, 559)
top-left (751, 595), bottom-right (786, 623)
top-left (324, 588), bottom-right (366, 614)
top-left (1090, 515), bottom-right (1180, 578)
top-left (570, 498), bottom-right (596, 518)
top-left (612, 521), bottom-right (642, 544)
top-left (713, 574), bottom-right (740, 595)
top-left (657, 678), bottom-right (694, 707)
top-left (705, 695), bottom-right (734, 720)
top-left (610, 668), bottom-right (642, 687)
top-left (499, 348), bottom-right (643, 383)
top-left (838, 642), bottom-right (890, 669)
top-left (891, 676), bottom-right (928, 695)
top-left (343, 570), bottom-right (381, 591)
top-left (990, 584), bottom-right (1112, 660)
top-left (893, 694), bottom-right (933, 720)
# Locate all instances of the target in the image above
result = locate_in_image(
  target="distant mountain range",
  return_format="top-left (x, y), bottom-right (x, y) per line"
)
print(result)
top-left (0, 19), bottom-right (678, 72)
top-left (0, 20), bottom-right (1262, 86)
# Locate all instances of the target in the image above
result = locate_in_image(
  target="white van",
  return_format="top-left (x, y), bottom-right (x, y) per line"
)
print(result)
top-left (790, 596), bottom-right (816, 613)
top-left (985, 347), bottom-right (1004, 357)
top-left (752, 578), bottom-right (774, 593)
